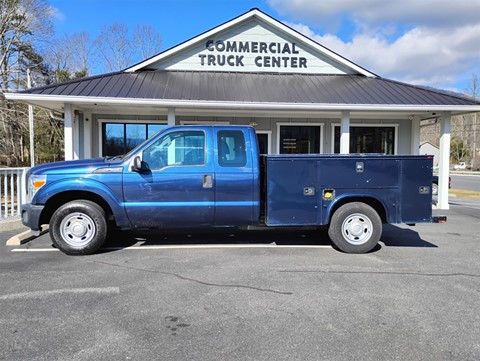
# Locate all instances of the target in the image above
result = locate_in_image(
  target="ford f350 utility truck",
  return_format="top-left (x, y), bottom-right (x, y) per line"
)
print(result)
top-left (21, 125), bottom-right (444, 255)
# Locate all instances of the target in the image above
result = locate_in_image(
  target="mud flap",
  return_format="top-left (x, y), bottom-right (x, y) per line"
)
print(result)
top-left (431, 216), bottom-right (447, 223)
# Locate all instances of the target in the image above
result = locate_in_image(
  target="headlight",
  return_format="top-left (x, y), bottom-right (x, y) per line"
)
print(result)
top-left (27, 174), bottom-right (47, 202)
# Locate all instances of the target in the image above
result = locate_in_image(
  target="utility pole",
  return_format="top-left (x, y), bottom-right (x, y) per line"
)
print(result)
top-left (27, 68), bottom-right (34, 167)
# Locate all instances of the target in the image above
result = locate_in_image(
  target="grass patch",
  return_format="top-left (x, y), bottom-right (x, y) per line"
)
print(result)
top-left (449, 189), bottom-right (480, 198)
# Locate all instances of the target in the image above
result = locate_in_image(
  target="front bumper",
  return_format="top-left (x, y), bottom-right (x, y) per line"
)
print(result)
top-left (21, 203), bottom-right (45, 231)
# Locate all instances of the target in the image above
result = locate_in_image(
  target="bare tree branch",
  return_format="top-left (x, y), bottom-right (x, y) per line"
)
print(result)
top-left (95, 22), bottom-right (134, 72)
top-left (133, 24), bottom-right (163, 60)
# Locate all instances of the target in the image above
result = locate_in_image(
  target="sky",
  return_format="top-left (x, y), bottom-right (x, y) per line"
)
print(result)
top-left (49, 0), bottom-right (480, 95)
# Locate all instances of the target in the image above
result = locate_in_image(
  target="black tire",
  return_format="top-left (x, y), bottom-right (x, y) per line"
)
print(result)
top-left (49, 200), bottom-right (108, 255)
top-left (328, 202), bottom-right (382, 254)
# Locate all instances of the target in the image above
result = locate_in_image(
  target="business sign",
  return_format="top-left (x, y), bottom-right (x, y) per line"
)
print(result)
top-left (155, 21), bottom-right (347, 75)
top-left (199, 39), bottom-right (308, 69)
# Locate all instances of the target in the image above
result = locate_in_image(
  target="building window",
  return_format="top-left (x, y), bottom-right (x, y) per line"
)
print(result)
top-left (256, 133), bottom-right (270, 154)
top-left (279, 125), bottom-right (321, 154)
top-left (102, 123), bottom-right (167, 156)
top-left (334, 126), bottom-right (396, 154)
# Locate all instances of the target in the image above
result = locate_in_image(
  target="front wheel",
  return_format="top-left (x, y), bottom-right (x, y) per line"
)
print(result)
top-left (328, 202), bottom-right (382, 253)
top-left (50, 200), bottom-right (108, 255)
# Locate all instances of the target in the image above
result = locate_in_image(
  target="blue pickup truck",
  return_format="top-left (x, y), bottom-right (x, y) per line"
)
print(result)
top-left (21, 125), bottom-right (442, 255)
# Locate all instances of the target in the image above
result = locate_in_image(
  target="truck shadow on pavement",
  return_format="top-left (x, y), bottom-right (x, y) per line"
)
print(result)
top-left (100, 224), bottom-right (437, 253)
top-left (103, 229), bottom-right (331, 249)
top-left (380, 224), bottom-right (437, 248)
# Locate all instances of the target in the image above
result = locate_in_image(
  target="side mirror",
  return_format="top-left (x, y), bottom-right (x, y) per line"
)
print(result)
top-left (132, 156), bottom-right (149, 173)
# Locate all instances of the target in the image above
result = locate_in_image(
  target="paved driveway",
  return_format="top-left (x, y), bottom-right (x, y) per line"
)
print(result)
top-left (0, 202), bottom-right (479, 361)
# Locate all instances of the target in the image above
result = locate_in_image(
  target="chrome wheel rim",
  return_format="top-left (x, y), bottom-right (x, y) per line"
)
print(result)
top-left (60, 213), bottom-right (96, 248)
top-left (341, 213), bottom-right (373, 245)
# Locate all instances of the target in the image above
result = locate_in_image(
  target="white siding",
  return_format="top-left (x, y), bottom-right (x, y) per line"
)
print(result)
top-left (153, 20), bottom-right (353, 75)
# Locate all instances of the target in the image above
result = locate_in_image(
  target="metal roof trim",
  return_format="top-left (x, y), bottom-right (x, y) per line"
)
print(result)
top-left (5, 93), bottom-right (480, 113)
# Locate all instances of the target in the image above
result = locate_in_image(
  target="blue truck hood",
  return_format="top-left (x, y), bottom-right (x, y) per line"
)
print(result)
top-left (29, 158), bottom-right (124, 175)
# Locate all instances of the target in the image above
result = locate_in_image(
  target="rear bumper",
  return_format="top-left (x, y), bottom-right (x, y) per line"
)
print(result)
top-left (21, 204), bottom-right (44, 231)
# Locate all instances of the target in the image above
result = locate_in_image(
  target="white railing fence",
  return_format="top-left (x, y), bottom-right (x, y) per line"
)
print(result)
top-left (0, 168), bottom-right (29, 219)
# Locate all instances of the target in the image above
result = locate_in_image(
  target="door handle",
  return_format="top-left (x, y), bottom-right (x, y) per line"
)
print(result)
top-left (203, 174), bottom-right (213, 188)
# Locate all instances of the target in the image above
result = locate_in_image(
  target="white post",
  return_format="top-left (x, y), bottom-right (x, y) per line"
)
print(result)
top-left (73, 111), bottom-right (80, 160)
top-left (27, 68), bottom-right (35, 167)
top-left (340, 111), bottom-right (350, 154)
top-left (83, 111), bottom-right (92, 159)
top-left (438, 112), bottom-right (451, 210)
top-left (473, 112), bottom-right (478, 169)
top-left (411, 115), bottom-right (420, 155)
top-left (20, 168), bottom-right (28, 206)
top-left (168, 108), bottom-right (176, 126)
top-left (64, 104), bottom-right (74, 161)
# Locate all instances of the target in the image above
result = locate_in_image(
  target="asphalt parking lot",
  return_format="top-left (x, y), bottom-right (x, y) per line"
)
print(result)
top-left (0, 199), bottom-right (479, 361)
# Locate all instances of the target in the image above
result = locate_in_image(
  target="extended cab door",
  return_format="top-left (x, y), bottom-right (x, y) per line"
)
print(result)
top-left (213, 127), bottom-right (258, 226)
top-left (123, 128), bottom-right (215, 228)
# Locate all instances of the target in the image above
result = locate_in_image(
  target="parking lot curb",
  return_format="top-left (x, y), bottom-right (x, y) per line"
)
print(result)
top-left (6, 226), bottom-right (49, 246)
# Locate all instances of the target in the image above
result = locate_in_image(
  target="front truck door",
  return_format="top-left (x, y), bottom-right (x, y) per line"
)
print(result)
top-left (123, 128), bottom-right (215, 228)
top-left (214, 128), bottom-right (257, 226)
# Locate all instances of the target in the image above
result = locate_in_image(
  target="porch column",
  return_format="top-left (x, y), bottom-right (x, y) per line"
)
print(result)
top-left (411, 115), bottom-right (420, 155)
top-left (340, 111), bottom-right (350, 154)
top-left (168, 108), bottom-right (176, 126)
top-left (73, 110), bottom-right (80, 160)
top-left (438, 112), bottom-right (451, 210)
top-left (83, 111), bottom-right (92, 159)
top-left (64, 103), bottom-right (74, 161)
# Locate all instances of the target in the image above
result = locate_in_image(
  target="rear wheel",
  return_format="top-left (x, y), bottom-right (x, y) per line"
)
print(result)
top-left (328, 202), bottom-right (382, 253)
top-left (50, 200), bottom-right (108, 255)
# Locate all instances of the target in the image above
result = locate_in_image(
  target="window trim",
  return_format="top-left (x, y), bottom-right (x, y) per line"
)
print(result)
top-left (256, 130), bottom-right (272, 154)
top-left (180, 120), bottom-right (230, 125)
top-left (330, 123), bottom-right (399, 154)
top-left (276, 122), bottom-right (324, 154)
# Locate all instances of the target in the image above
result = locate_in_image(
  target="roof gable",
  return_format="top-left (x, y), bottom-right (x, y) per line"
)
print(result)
top-left (125, 8), bottom-right (376, 77)
top-left (420, 142), bottom-right (439, 150)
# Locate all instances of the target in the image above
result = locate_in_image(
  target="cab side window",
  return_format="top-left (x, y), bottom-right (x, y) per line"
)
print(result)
top-left (142, 131), bottom-right (205, 170)
top-left (218, 130), bottom-right (246, 167)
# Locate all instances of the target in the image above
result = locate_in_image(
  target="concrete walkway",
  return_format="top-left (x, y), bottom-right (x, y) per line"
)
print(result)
top-left (0, 217), bottom-right (49, 246)
top-left (0, 217), bottom-right (26, 233)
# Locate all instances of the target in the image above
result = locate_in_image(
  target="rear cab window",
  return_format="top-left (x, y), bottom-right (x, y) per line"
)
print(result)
top-left (217, 130), bottom-right (247, 167)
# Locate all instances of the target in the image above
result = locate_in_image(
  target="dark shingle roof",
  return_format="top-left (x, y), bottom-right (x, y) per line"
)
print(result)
top-left (18, 70), bottom-right (480, 106)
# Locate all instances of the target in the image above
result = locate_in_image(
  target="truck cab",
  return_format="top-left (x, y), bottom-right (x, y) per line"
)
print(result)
top-left (22, 126), bottom-right (260, 255)
top-left (124, 126), bottom-right (260, 228)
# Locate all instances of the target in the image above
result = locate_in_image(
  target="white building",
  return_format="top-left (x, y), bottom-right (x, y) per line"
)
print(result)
top-left (420, 142), bottom-right (440, 168)
top-left (5, 9), bottom-right (480, 209)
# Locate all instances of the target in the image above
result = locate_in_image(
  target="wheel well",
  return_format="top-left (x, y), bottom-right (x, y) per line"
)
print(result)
top-left (329, 197), bottom-right (387, 223)
top-left (40, 191), bottom-right (113, 226)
